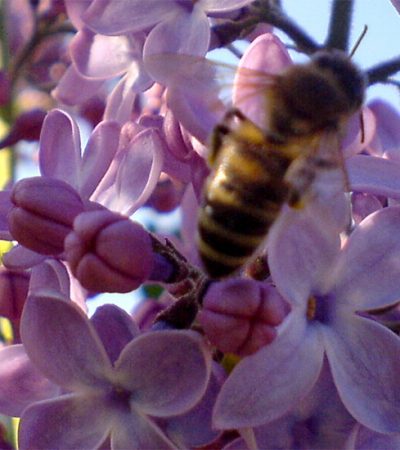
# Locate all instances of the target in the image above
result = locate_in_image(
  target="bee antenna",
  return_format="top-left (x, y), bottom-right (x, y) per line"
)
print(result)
top-left (349, 25), bottom-right (368, 58)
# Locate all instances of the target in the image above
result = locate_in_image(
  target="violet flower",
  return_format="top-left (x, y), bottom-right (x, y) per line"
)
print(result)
top-left (213, 206), bottom-right (400, 434)
top-left (17, 293), bottom-right (212, 449)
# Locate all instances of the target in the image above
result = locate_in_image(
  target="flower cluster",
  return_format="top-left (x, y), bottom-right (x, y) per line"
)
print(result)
top-left (1, 0), bottom-right (400, 449)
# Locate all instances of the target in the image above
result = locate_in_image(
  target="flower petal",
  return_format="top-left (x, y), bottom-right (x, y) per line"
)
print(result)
top-left (333, 206), bottom-right (400, 310)
top-left (20, 293), bottom-right (113, 391)
top-left (347, 154), bottom-right (400, 199)
top-left (2, 245), bottom-right (45, 270)
top-left (115, 330), bottom-right (211, 417)
top-left (18, 394), bottom-right (112, 450)
top-left (324, 315), bottom-right (400, 433)
top-left (0, 345), bottom-right (58, 417)
top-left (111, 409), bottom-right (176, 450)
top-left (29, 259), bottom-right (70, 297)
top-left (201, 0), bottom-right (254, 12)
top-left (84, 0), bottom-right (174, 35)
top-left (268, 207), bottom-right (340, 306)
top-left (213, 314), bottom-right (324, 429)
top-left (39, 109), bottom-right (81, 188)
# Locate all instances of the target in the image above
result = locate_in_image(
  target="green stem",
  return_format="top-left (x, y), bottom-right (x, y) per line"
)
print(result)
top-left (325, 0), bottom-right (355, 51)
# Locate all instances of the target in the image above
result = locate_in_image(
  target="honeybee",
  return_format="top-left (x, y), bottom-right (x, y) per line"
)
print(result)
top-left (197, 50), bottom-right (366, 278)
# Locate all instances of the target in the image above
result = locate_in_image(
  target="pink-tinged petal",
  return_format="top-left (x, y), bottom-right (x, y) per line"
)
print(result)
top-left (20, 293), bottom-right (113, 391)
top-left (91, 304), bottom-right (139, 364)
top-left (79, 120), bottom-right (120, 198)
top-left (2, 245), bottom-right (45, 270)
top-left (349, 423), bottom-right (400, 449)
top-left (64, 0), bottom-right (92, 30)
top-left (19, 394), bottom-right (112, 450)
top-left (342, 107), bottom-right (376, 157)
top-left (213, 314), bottom-right (324, 428)
top-left (39, 110), bottom-right (81, 188)
top-left (111, 410), bottom-right (176, 450)
top-left (234, 33), bottom-right (291, 128)
top-left (115, 330), bottom-right (211, 417)
top-left (324, 315), bottom-right (400, 433)
top-left (114, 128), bottom-right (164, 215)
top-left (144, 7), bottom-right (210, 57)
top-left (201, 0), bottom-right (255, 12)
top-left (29, 260), bottom-right (70, 297)
top-left (0, 190), bottom-right (12, 240)
top-left (268, 207), bottom-right (340, 307)
top-left (52, 64), bottom-right (105, 106)
top-left (84, 0), bottom-right (174, 35)
top-left (71, 30), bottom-right (134, 79)
top-left (333, 207), bottom-right (400, 310)
top-left (347, 154), bottom-right (400, 199)
top-left (0, 345), bottom-right (59, 417)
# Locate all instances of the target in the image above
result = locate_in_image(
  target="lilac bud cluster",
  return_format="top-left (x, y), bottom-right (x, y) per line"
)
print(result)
top-left (0, 1), bottom-right (400, 449)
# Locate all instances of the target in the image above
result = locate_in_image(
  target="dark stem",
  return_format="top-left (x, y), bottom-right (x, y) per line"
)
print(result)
top-left (366, 57), bottom-right (400, 85)
top-left (325, 0), bottom-right (355, 52)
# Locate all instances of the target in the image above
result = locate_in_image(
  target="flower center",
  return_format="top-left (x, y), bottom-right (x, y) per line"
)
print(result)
top-left (306, 294), bottom-right (332, 323)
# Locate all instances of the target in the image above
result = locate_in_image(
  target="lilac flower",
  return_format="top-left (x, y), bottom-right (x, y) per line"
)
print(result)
top-left (17, 293), bottom-right (211, 449)
top-left (213, 206), bottom-right (400, 434)
top-left (83, 0), bottom-right (254, 57)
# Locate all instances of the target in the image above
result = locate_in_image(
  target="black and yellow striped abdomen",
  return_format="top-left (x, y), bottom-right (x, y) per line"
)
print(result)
top-left (198, 124), bottom-right (293, 279)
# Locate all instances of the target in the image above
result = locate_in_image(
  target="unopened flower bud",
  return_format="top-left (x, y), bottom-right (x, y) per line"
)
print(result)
top-left (65, 210), bottom-right (154, 293)
top-left (199, 279), bottom-right (288, 356)
top-left (0, 109), bottom-right (46, 149)
top-left (8, 177), bottom-right (85, 255)
top-left (0, 268), bottom-right (29, 323)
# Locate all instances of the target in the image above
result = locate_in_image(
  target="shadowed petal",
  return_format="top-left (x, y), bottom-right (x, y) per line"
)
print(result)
top-left (324, 315), bottom-right (400, 433)
top-left (2, 245), bottom-right (45, 270)
top-left (213, 314), bottom-right (324, 429)
top-left (111, 409), bottom-right (176, 450)
top-left (21, 293), bottom-right (113, 391)
top-left (115, 330), bottom-right (211, 417)
top-left (0, 345), bottom-right (59, 417)
top-left (333, 207), bottom-right (400, 310)
top-left (29, 259), bottom-right (70, 297)
top-left (201, 0), bottom-right (254, 12)
top-left (19, 394), bottom-right (112, 450)
top-left (39, 110), bottom-right (81, 188)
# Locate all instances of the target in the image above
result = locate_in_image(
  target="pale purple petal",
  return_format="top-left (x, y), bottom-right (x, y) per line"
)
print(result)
top-left (71, 30), bottom-right (134, 79)
top-left (347, 154), bottom-right (400, 199)
top-left (234, 33), bottom-right (291, 128)
top-left (0, 345), bottom-right (58, 417)
top-left (113, 128), bottom-right (164, 215)
top-left (20, 293), bottom-right (113, 391)
top-left (144, 7), bottom-right (210, 57)
top-left (79, 120), bottom-right (120, 198)
top-left (351, 423), bottom-right (400, 449)
top-left (342, 107), bottom-right (376, 157)
top-left (91, 304), bottom-right (139, 365)
top-left (19, 394), bottom-right (112, 450)
top-left (52, 64), bottom-right (105, 106)
top-left (389, 0), bottom-right (400, 15)
top-left (103, 73), bottom-right (137, 124)
top-left (268, 207), bottom-right (340, 307)
top-left (84, 0), bottom-right (175, 35)
top-left (111, 410), bottom-right (176, 450)
top-left (333, 207), bottom-right (400, 310)
top-left (0, 190), bottom-right (12, 240)
top-left (2, 245), bottom-right (45, 270)
top-left (39, 109), bottom-right (81, 189)
top-left (213, 314), bottom-right (324, 428)
top-left (324, 315), bottom-right (400, 433)
top-left (201, 0), bottom-right (255, 12)
top-left (29, 260), bottom-right (70, 297)
top-left (64, 0), bottom-right (92, 30)
top-left (115, 330), bottom-right (211, 417)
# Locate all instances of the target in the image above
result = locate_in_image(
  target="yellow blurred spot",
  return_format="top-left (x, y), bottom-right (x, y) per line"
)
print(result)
top-left (221, 353), bottom-right (241, 374)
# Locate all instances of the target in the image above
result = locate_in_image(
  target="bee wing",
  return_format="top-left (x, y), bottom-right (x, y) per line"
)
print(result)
top-left (144, 52), bottom-right (276, 122)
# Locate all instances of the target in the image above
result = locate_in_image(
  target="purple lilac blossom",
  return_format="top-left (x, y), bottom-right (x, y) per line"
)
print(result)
top-left (16, 293), bottom-right (212, 449)
top-left (213, 206), bottom-right (400, 434)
